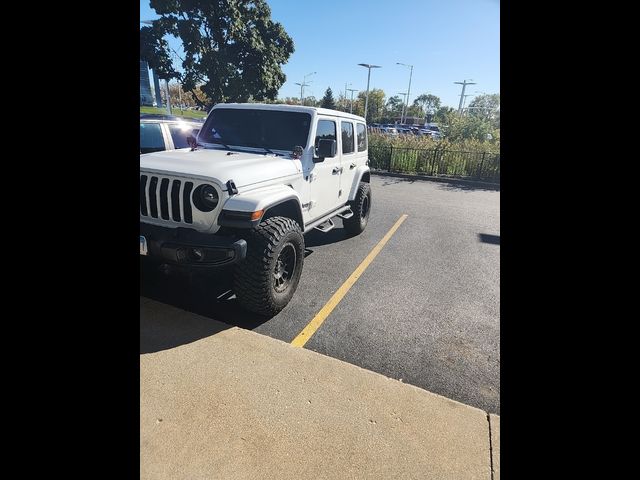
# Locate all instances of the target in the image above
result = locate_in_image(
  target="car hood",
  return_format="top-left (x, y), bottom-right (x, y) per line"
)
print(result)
top-left (140, 147), bottom-right (301, 188)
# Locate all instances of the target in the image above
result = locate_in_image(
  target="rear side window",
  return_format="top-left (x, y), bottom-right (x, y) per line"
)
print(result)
top-left (314, 120), bottom-right (336, 149)
top-left (341, 121), bottom-right (354, 154)
top-left (140, 123), bottom-right (165, 154)
top-left (357, 123), bottom-right (367, 151)
top-left (169, 124), bottom-right (198, 149)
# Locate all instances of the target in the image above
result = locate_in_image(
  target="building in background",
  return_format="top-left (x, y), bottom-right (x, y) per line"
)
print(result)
top-left (140, 60), bottom-right (154, 106)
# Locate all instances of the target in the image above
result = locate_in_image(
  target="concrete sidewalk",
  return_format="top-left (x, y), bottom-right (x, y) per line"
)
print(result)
top-left (141, 298), bottom-right (500, 479)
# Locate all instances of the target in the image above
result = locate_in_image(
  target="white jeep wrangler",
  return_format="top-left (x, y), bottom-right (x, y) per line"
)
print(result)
top-left (140, 103), bottom-right (371, 316)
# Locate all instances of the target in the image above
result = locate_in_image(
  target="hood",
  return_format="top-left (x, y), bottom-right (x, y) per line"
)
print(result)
top-left (140, 147), bottom-right (301, 188)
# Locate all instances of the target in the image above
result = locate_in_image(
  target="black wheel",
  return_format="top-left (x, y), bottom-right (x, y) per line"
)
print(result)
top-left (343, 182), bottom-right (371, 235)
top-left (233, 216), bottom-right (305, 316)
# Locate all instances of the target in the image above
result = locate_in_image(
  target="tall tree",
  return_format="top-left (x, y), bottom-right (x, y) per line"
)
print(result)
top-left (355, 89), bottom-right (385, 122)
top-left (412, 94), bottom-right (441, 121)
top-left (140, 0), bottom-right (294, 108)
top-left (320, 87), bottom-right (336, 109)
top-left (385, 95), bottom-right (404, 119)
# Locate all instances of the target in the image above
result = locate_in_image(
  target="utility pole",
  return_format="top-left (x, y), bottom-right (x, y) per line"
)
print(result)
top-left (358, 63), bottom-right (382, 121)
top-left (397, 63), bottom-right (413, 124)
top-left (346, 88), bottom-right (358, 114)
top-left (454, 79), bottom-right (477, 114)
top-left (296, 71), bottom-right (317, 105)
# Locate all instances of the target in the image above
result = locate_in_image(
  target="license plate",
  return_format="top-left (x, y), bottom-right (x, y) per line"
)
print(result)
top-left (140, 236), bottom-right (148, 256)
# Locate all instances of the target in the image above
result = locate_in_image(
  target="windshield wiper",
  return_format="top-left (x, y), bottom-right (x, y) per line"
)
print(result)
top-left (211, 140), bottom-right (231, 150)
top-left (248, 145), bottom-right (283, 156)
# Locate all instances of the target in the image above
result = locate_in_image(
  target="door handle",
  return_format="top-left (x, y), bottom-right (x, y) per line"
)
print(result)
top-left (332, 167), bottom-right (343, 174)
top-left (350, 163), bottom-right (356, 169)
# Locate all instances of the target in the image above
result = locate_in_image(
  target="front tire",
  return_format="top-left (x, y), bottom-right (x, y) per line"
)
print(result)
top-left (343, 182), bottom-right (371, 235)
top-left (233, 216), bottom-right (305, 316)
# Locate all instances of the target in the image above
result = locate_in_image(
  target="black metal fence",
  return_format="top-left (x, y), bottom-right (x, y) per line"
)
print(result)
top-left (368, 145), bottom-right (500, 183)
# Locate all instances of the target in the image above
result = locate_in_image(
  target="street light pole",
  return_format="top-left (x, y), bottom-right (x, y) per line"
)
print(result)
top-left (295, 82), bottom-right (310, 104)
top-left (358, 63), bottom-right (381, 121)
top-left (396, 63), bottom-right (413, 123)
top-left (397, 92), bottom-right (407, 123)
top-left (346, 88), bottom-right (358, 114)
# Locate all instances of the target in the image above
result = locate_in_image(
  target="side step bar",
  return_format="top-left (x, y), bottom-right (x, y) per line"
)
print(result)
top-left (314, 218), bottom-right (335, 233)
top-left (304, 205), bottom-right (353, 234)
top-left (312, 207), bottom-right (354, 233)
top-left (337, 209), bottom-right (354, 220)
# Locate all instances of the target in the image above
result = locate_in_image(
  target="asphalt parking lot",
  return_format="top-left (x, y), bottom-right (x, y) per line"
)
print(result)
top-left (141, 174), bottom-right (500, 414)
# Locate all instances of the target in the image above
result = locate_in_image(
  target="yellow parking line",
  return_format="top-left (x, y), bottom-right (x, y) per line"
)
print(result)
top-left (291, 214), bottom-right (408, 348)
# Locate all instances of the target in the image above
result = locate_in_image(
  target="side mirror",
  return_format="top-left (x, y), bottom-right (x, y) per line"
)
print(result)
top-left (186, 135), bottom-right (197, 150)
top-left (314, 139), bottom-right (337, 162)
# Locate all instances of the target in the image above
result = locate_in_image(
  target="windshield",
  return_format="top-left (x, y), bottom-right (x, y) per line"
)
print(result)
top-left (199, 108), bottom-right (312, 151)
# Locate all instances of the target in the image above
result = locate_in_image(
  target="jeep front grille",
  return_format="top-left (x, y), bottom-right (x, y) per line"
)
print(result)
top-left (140, 174), bottom-right (194, 224)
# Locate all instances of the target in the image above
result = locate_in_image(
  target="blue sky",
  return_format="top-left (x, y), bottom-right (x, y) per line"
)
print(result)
top-left (140, 0), bottom-right (499, 108)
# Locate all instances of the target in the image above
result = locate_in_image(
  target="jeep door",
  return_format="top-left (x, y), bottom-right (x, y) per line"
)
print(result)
top-left (308, 117), bottom-right (342, 220)
top-left (339, 120), bottom-right (367, 200)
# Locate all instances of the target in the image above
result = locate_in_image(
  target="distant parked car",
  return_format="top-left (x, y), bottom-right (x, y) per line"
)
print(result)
top-left (380, 127), bottom-right (399, 136)
top-left (140, 118), bottom-right (203, 154)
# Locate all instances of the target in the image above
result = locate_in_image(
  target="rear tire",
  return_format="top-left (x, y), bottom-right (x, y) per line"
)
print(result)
top-left (343, 182), bottom-right (371, 235)
top-left (233, 216), bottom-right (305, 316)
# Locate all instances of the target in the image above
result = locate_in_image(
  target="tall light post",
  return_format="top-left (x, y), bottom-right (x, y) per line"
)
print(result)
top-left (346, 88), bottom-right (358, 114)
top-left (294, 82), bottom-right (309, 104)
top-left (358, 63), bottom-right (381, 121)
top-left (454, 79), bottom-right (476, 114)
top-left (397, 92), bottom-right (407, 123)
top-left (396, 62), bottom-right (413, 124)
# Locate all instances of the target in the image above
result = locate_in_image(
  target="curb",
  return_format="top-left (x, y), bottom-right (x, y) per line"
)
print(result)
top-left (371, 170), bottom-right (500, 190)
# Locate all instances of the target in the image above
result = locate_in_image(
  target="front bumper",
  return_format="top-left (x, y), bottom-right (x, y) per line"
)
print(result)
top-left (140, 223), bottom-right (247, 267)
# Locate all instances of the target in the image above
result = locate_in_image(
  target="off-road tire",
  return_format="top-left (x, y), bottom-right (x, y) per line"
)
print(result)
top-left (233, 216), bottom-right (305, 316)
top-left (343, 182), bottom-right (371, 235)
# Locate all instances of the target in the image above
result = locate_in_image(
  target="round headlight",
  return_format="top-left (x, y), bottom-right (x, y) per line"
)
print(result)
top-left (193, 184), bottom-right (219, 212)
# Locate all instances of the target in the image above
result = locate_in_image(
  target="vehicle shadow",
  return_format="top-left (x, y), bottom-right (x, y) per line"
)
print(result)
top-left (380, 177), bottom-right (416, 186)
top-left (304, 227), bottom-right (350, 248)
top-left (436, 181), bottom-right (500, 192)
top-left (140, 261), bottom-right (270, 354)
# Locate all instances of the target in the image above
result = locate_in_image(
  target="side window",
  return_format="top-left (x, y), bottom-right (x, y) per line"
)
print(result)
top-left (357, 123), bottom-right (367, 151)
top-left (341, 121), bottom-right (354, 154)
top-left (168, 124), bottom-right (196, 149)
top-left (140, 123), bottom-right (165, 154)
top-left (314, 119), bottom-right (336, 151)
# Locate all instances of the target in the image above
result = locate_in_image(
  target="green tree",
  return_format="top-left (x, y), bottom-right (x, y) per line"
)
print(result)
top-left (433, 106), bottom-right (456, 126)
top-left (467, 94), bottom-right (500, 126)
top-left (356, 89), bottom-right (385, 122)
top-left (320, 87), bottom-right (336, 109)
top-left (140, 0), bottom-right (294, 109)
top-left (385, 95), bottom-right (404, 119)
top-left (445, 115), bottom-right (494, 142)
top-left (303, 96), bottom-right (318, 107)
top-left (412, 94), bottom-right (441, 121)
